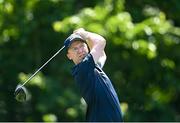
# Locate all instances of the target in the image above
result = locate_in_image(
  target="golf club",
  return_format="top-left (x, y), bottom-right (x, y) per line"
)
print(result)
top-left (14, 45), bottom-right (65, 102)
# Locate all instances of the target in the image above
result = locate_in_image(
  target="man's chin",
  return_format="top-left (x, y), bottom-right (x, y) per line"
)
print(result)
top-left (78, 57), bottom-right (85, 64)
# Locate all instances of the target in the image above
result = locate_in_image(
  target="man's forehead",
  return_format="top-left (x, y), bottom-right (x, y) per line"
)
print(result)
top-left (69, 40), bottom-right (85, 47)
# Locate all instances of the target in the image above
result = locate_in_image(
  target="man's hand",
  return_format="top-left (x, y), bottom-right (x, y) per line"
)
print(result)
top-left (73, 28), bottom-right (89, 41)
top-left (73, 28), bottom-right (85, 33)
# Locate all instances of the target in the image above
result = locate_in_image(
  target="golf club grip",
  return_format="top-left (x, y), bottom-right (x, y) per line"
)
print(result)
top-left (21, 45), bottom-right (65, 87)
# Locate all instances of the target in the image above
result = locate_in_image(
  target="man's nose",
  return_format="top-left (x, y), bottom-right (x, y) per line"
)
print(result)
top-left (77, 47), bottom-right (83, 53)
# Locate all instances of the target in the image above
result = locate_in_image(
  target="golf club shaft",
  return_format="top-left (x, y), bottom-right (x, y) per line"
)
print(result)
top-left (20, 45), bottom-right (65, 87)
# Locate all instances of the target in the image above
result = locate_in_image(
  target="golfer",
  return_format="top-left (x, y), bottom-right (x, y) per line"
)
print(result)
top-left (64, 28), bottom-right (123, 122)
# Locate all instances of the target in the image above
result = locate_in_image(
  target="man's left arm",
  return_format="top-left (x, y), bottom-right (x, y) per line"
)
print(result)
top-left (97, 51), bottom-right (106, 68)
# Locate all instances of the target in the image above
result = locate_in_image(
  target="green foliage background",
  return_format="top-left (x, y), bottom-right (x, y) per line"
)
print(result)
top-left (0, 0), bottom-right (180, 121)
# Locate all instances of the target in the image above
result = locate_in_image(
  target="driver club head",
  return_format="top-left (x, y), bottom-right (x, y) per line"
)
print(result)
top-left (14, 84), bottom-right (31, 102)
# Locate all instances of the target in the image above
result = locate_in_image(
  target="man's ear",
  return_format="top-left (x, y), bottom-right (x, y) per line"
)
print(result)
top-left (66, 53), bottom-right (72, 60)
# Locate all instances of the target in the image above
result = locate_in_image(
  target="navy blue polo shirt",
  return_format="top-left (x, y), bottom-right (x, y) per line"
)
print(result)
top-left (72, 54), bottom-right (123, 122)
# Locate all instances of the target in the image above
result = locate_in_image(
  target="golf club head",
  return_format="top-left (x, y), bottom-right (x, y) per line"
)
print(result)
top-left (14, 84), bottom-right (31, 102)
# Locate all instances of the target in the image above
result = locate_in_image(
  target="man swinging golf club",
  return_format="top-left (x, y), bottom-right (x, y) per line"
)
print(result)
top-left (14, 27), bottom-right (123, 122)
top-left (65, 28), bottom-right (123, 122)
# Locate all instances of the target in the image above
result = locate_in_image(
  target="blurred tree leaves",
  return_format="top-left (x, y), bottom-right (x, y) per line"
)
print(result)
top-left (0, 0), bottom-right (180, 121)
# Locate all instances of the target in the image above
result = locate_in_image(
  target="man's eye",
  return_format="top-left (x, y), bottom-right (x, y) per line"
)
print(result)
top-left (72, 47), bottom-right (78, 51)
top-left (81, 44), bottom-right (85, 47)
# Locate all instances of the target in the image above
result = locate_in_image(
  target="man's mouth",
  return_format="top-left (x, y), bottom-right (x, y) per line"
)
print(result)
top-left (79, 53), bottom-right (85, 59)
top-left (79, 54), bottom-right (84, 58)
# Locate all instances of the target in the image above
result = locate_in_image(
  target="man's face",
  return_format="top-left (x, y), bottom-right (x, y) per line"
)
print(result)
top-left (67, 40), bottom-right (89, 65)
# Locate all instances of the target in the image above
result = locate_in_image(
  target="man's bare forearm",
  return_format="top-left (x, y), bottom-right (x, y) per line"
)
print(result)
top-left (73, 28), bottom-right (107, 66)
top-left (73, 28), bottom-right (106, 51)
